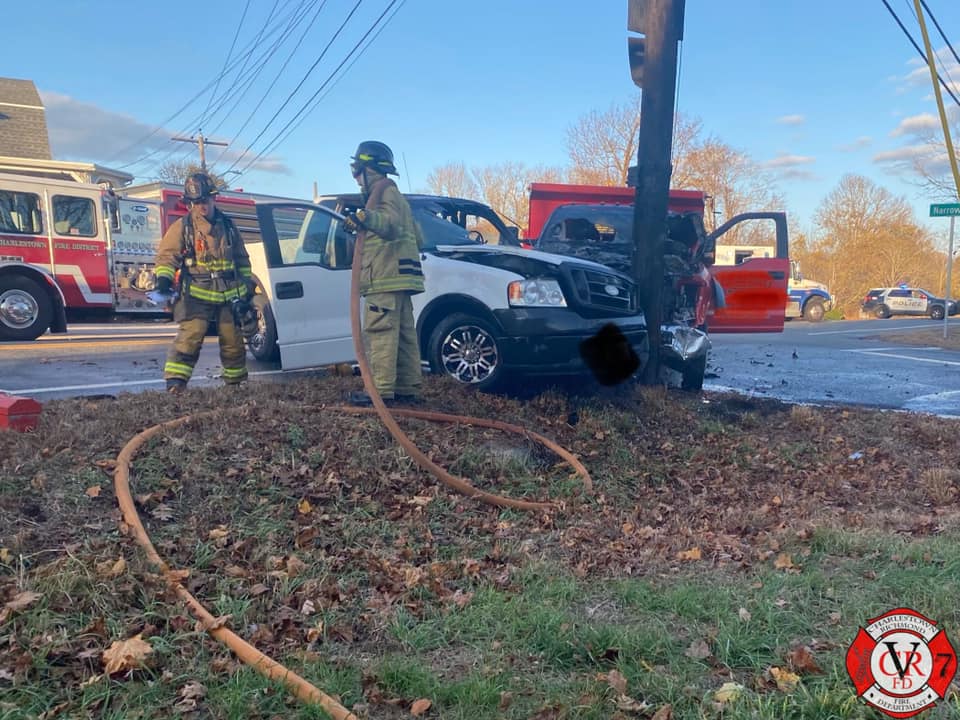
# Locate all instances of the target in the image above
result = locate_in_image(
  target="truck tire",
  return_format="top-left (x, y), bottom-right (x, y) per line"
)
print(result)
top-left (930, 305), bottom-right (945, 320)
top-left (0, 275), bottom-right (53, 341)
top-left (875, 304), bottom-right (890, 319)
top-left (681, 354), bottom-right (707, 392)
top-left (247, 294), bottom-right (280, 362)
top-left (427, 312), bottom-right (505, 391)
top-left (802, 298), bottom-right (826, 322)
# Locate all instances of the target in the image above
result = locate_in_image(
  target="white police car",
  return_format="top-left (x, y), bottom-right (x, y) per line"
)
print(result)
top-left (861, 287), bottom-right (958, 320)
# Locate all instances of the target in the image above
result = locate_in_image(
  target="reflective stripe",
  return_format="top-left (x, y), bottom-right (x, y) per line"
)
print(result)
top-left (164, 361), bottom-right (193, 379)
top-left (187, 284), bottom-right (246, 303)
top-left (155, 266), bottom-right (176, 280)
top-left (221, 367), bottom-right (248, 379)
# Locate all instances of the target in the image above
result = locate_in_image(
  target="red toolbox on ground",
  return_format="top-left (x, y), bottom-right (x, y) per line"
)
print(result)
top-left (0, 394), bottom-right (42, 431)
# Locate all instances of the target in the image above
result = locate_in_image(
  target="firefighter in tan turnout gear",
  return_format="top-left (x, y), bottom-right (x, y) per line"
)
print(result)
top-left (343, 141), bottom-right (425, 406)
top-left (152, 172), bottom-right (256, 393)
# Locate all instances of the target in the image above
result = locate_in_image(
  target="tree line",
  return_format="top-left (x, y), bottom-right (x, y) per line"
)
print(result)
top-left (423, 94), bottom-right (960, 318)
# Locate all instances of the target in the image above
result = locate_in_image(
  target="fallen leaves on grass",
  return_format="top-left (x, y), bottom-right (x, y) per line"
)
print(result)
top-left (713, 681), bottom-right (744, 704)
top-left (676, 547), bottom-right (701, 561)
top-left (85, 485), bottom-right (101, 498)
top-left (768, 666), bottom-right (801, 692)
top-left (410, 697), bottom-right (432, 715)
top-left (102, 634), bottom-right (152, 675)
top-left (684, 639), bottom-right (712, 660)
top-left (786, 645), bottom-right (824, 674)
top-left (95, 557), bottom-right (126, 578)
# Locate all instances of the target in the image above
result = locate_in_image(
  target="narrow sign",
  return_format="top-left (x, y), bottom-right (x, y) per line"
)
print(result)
top-left (930, 203), bottom-right (960, 217)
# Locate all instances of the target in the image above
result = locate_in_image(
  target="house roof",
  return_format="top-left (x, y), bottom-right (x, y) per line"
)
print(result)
top-left (0, 77), bottom-right (52, 160)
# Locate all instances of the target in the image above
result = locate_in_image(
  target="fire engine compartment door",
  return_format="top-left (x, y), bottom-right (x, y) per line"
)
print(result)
top-left (254, 203), bottom-right (354, 369)
top-left (707, 212), bottom-right (789, 333)
top-left (48, 189), bottom-right (112, 307)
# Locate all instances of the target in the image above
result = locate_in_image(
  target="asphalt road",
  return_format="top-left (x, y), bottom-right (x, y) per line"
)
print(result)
top-left (2, 318), bottom-right (960, 417)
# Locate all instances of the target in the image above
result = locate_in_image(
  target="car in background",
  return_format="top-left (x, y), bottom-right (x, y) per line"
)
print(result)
top-left (861, 287), bottom-right (959, 320)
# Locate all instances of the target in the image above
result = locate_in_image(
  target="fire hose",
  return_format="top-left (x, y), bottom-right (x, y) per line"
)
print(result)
top-left (112, 216), bottom-right (593, 716)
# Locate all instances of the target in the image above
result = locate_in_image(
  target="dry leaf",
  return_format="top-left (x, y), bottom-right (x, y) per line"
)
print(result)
top-left (713, 681), bottom-right (744, 704)
top-left (248, 583), bottom-right (270, 597)
top-left (773, 553), bottom-right (795, 570)
top-left (498, 691), bottom-right (513, 710)
top-left (0, 548), bottom-right (10, 563)
top-left (286, 555), bottom-right (308, 577)
top-left (738, 607), bottom-right (751, 622)
top-left (297, 498), bottom-right (313, 514)
top-left (615, 695), bottom-right (651, 712)
top-left (96, 557), bottom-right (126, 578)
top-left (5, 590), bottom-right (42, 612)
top-left (651, 705), bottom-right (673, 720)
top-left (676, 547), bottom-right (702, 561)
top-left (786, 646), bottom-right (823, 674)
top-left (85, 485), bottom-right (101, 498)
top-left (410, 697), bottom-right (432, 716)
top-left (828, 611), bottom-right (842, 625)
top-left (102, 634), bottom-right (153, 674)
top-left (770, 666), bottom-right (800, 692)
top-left (305, 623), bottom-right (324, 643)
top-left (607, 669), bottom-right (628, 694)
top-left (684, 639), bottom-right (711, 660)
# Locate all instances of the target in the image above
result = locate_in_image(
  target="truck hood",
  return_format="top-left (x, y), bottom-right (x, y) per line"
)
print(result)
top-left (433, 244), bottom-right (617, 273)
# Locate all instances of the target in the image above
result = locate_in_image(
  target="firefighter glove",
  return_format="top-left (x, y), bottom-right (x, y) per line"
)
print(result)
top-left (343, 209), bottom-right (366, 232)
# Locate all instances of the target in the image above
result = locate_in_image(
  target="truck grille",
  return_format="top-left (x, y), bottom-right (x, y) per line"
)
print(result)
top-left (566, 266), bottom-right (638, 315)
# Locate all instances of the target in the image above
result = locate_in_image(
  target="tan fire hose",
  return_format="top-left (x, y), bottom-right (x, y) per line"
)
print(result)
top-left (111, 209), bottom-right (593, 716)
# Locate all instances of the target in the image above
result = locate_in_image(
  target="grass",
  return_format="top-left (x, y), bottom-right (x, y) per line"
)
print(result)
top-left (2, 375), bottom-right (960, 718)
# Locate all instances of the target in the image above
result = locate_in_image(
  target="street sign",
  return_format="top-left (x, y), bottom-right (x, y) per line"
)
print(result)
top-left (930, 203), bottom-right (960, 217)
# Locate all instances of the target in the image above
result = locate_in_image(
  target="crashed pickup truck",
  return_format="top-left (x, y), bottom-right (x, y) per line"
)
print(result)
top-left (235, 193), bottom-right (717, 390)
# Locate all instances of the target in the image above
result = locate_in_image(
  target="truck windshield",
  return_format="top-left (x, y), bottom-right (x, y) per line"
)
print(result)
top-left (536, 205), bottom-right (634, 274)
top-left (415, 208), bottom-right (477, 250)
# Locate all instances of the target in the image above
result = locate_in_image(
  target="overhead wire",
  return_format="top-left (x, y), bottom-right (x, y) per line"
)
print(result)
top-left (109, 0), bottom-right (305, 170)
top-left (232, 0), bottom-right (401, 177)
top-left (201, 0), bottom-right (253, 127)
top-left (209, 0), bottom-right (331, 170)
top-left (263, 0), bottom-right (407, 156)
top-left (881, 0), bottom-right (960, 108)
top-left (223, 0), bottom-right (368, 176)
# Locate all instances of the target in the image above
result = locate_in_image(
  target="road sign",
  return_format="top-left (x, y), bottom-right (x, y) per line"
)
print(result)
top-left (930, 203), bottom-right (960, 217)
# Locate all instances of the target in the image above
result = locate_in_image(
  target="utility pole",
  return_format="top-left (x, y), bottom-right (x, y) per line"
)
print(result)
top-left (170, 130), bottom-right (228, 172)
top-left (627, 0), bottom-right (685, 384)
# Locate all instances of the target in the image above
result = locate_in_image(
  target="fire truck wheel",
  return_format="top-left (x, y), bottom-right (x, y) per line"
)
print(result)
top-left (248, 294), bottom-right (280, 362)
top-left (0, 275), bottom-right (53, 341)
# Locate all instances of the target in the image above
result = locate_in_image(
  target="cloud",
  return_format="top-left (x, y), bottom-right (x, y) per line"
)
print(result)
top-left (776, 114), bottom-right (805, 126)
top-left (39, 91), bottom-right (290, 176)
top-left (760, 154), bottom-right (816, 181)
top-left (837, 136), bottom-right (872, 152)
top-left (873, 144), bottom-right (933, 162)
top-left (890, 113), bottom-right (939, 137)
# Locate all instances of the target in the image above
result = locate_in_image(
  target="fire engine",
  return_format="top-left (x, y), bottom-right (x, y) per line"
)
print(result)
top-left (0, 172), bottom-right (165, 341)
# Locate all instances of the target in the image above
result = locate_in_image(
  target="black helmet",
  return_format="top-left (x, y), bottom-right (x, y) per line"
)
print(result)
top-left (350, 140), bottom-right (398, 176)
top-left (183, 172), bottom-right (218, 202)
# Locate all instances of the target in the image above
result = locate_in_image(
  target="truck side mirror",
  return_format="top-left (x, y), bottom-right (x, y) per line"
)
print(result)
top-left (503, 226), bottom-right (520, 245)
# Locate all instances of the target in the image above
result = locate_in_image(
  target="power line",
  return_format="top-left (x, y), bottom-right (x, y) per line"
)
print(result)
top-left (881, 0), bottom-right (960, 108)
top-left (201, 0), bottom-right (252, 126)
top-left (234, 0), bottom-right (402, 176)
top-left (209, 0), bottom-right (330, 169)
top-left (920, 0), bottom-right (960, 66)
top-left (224, 0), bottom-right (368, 175)
top-left (107, 0), bottom-right (304, 167)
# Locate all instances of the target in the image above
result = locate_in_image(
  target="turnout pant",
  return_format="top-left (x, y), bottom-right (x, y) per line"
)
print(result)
top-left (164, 297), bottom-right (248, 385)
top-left (363, 292), bottom-right (421, 399)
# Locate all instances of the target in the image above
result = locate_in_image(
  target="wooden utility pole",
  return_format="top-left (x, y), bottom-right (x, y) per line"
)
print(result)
top-left (627, 0), bottom-right (685, 384)
top-left (170, 130), bottom-right (228, 172)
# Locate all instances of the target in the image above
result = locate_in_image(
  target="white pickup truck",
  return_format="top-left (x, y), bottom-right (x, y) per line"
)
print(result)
top-left (238, 195), bottom-right (709, 391)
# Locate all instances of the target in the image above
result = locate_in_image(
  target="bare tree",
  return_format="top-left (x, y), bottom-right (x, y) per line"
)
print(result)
top-left (891, 115), bottom-right (960, 201)
top-left (425, 162), bottom-right (479, 199)
top-left (566, 97), bottom-right (701, 187)
top-left (157, 160), bottom-right (227, 189)
top-left (473, 162), bottom-right (564, 229)
top-left (813, 174), bottom-right (938, 315)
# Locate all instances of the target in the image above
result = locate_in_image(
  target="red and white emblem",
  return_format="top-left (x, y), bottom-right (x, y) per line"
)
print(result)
top-left (847, 607), bottom-right (956, 718)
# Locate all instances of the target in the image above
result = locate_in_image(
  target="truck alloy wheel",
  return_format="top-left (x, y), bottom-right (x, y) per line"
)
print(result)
top-left (428, 313), bottom-right (503, 390)
top-left (247, 294), bottom-right (279, 362)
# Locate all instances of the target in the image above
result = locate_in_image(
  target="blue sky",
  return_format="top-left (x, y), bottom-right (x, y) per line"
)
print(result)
top-left (3, 0), bottom-right (959, 239)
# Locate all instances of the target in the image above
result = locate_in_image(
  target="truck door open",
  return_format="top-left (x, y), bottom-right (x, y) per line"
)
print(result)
top-left (254, 203), bottom-right (355, 369)
top-left (707, 212), bottom-right (789, 333)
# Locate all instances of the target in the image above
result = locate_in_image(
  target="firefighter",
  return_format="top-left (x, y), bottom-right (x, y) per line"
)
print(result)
top-left (153, 172), bottom-right (256, 393)
top-left (343, 141), bottom-right (425, 406)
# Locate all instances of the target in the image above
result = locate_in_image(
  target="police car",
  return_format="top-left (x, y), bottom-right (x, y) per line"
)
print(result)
top-left (861, 286), bottom-right (958, 320)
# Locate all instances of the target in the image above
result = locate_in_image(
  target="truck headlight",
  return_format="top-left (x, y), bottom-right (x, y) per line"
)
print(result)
top-left (507, 278), bottom-right (567, 307)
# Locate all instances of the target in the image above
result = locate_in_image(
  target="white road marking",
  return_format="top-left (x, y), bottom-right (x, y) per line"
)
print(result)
top-left (0, 366), bottom-right (322, 395)
top-left (843, 348), bottom-right (960, 366)
top-left (807, 323), bottom-right (944, 336)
